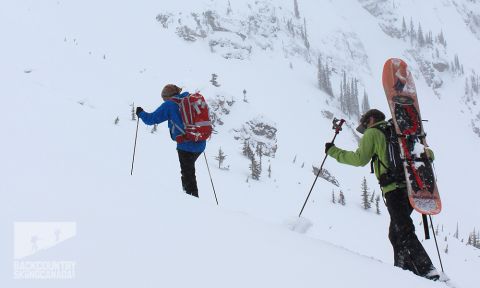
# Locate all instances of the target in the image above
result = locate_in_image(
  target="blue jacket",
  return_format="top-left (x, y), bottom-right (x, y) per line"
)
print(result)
top-left (138, 92), bottom-right (207, 153)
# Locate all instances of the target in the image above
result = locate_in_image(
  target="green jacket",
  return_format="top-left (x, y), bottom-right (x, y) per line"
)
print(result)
top-left (327, 121), bottom-right (402, 194)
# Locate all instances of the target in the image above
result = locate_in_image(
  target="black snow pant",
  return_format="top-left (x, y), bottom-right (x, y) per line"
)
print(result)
top-left (385, 188), bottom-right (436, 277)
top-left (177, 149), bottom-right (202, 197)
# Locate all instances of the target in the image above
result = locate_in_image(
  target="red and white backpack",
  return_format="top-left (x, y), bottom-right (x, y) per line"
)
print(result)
top-left (170, 93), bottom-right (212, 143)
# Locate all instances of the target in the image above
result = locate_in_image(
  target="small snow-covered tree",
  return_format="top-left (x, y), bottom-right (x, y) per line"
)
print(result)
top-left (268, 164), bottom-right (272, 178)
top-left (331, 190), bottom-right (336, 204)
top-left (375, 195), bottom-right (381, 215)
top-left (454, 222), bottom-right (459, 239)
top-left (339, 190), bottom-right (346, 206)
top-left (361, 177), bottom-right (371, 210)
top-left (243, 89), bottom-right (247, 102)
top-left (215, 147), bottom-right (227, 168)
top-left (131, 103), bottom-right (136, 121)
top-left (114, 117), bottom-right (119, 125)
top-left (210, 74), bottom-right (220, 87)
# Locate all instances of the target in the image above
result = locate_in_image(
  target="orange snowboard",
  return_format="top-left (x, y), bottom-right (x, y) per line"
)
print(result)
top-left (382, 58), bottom-right (441, 215)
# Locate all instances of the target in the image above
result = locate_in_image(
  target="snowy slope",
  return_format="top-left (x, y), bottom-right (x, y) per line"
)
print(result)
top-left (1, 0), bottom-right (480, 287)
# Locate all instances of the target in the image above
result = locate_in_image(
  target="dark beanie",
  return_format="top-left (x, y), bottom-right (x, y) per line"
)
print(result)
top-left (356, 109), bottom-right (386, 134)
top-left (161, 84), bottom-right (182, 98)
top-left (360, 109), bottom-right (385, 123)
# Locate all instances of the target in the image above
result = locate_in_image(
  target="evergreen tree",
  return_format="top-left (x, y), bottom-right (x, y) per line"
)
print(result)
top-left (294, 0), bottom-right (300, 19)
top-left (227, 1), bottom-right (232, 15)
top-left (131, 103), bottom-right (136, 121)
top-left (243, 89), bottom-right (247, 102)
top-left (317, 56), bottom-right (333, 96)
top-left (242, 140), bottom-right (254, 159)
top-left (375, 195), bottom-right (381, 215)
top-left (473, 228), bottom-right (478, 247)
top-left (437, 30), bottom-right (447, 47)
top-left (348, 78), bottom-right (360, 119)
top-left (361, 90), bottom-right (370, 114)
top-left (465, 78), bottom-right (470, 96)
top-left (331, 190), bottom-right (336, 204)
top-left (339, 190), bottom-right (346, 206)
top-left (370, 190), bottom-right (375, 203)
top-left (426, 31), bottom-right (433, 46)
top-left (256, 144), bottom-right (263, 166)
top-left (268, 164), bottom-right (272, 178)
top-left (210, 73), bottom-right (220, 87)
top-left (303, 18), bottom-right (310, 50)
top-left (361, 177), bottom-right (371, 210)
top-left (444, 244), bottom-right (448, 254)
top-left (325, 62), bottom-right (333, 95)
top-left (454, 54), bottom-right (461, 72)
top-left (402, 17), bottom-right (407, 36)
top-left (340, 82), bottom-right (345, 113)
top-left (454, 222), bottom-right (459, 239)
top-left (114, 117), bottom-right (119, 125)
top-left (417, 23), bottom-right (425, 47)
top-left (215, 147), bottom-right (227, 168)
top-left (250, 155), bottom-right (261, 180)
top-left (340, 71), bottom-right (348, 115)
top-left (409, 18), bottom-right (416, 43)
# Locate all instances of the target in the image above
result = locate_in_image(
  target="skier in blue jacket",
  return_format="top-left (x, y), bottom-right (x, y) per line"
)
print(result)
top-left (136, 84), bottom-right (206, 197)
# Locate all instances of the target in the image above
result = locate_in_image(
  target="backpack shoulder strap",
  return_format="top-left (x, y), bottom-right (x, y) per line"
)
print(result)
top-left (369, 123), bottom-right (392, 174)
top-left (168, 96), bottom-right (182, 104)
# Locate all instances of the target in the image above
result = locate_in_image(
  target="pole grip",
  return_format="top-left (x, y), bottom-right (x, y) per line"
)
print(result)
top-left (422, 214), bottom-right (430, 240)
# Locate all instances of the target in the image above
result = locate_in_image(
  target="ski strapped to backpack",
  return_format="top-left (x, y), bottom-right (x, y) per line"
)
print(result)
top-left (370, 119), bottom-right (405, 187)
top-left (170, 93), bottom-right (212, 143)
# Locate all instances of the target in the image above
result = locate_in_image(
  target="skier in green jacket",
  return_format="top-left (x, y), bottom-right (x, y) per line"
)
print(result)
top-left (325, 109), bottom-right (440, 281)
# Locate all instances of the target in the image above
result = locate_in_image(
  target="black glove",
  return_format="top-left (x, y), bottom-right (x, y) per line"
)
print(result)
top-left (136, 107), bottom-right (144, 116)
top-left (325, 142), bottom-right (335, 154)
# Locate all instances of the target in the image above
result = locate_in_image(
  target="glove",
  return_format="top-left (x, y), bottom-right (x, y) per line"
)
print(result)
top-left (421, 148), bottom-right (435, 162)
top-left (325, 142), bottom-right (335, 154)
top-left (136, 107), bottom-right (144, 116)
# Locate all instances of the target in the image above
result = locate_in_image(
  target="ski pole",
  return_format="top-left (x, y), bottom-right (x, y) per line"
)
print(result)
top-left (298, 118), bottom-right (345, 217)
top-left (130, 117), bottom-right (140, 175)
top-left (429, 215), bottom-right (445, 273)
top-left (203, 152), bottom-right (219, 205)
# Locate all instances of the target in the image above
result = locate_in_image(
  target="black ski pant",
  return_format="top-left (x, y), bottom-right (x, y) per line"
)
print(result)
top-left (177, 149), bottom-right (202, 197)
top-left (385, 188), bottom-right (435, 277)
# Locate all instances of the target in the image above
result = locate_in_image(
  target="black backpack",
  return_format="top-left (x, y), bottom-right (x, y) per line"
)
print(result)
top-left (370, 119), bottom-right (406, 187)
